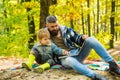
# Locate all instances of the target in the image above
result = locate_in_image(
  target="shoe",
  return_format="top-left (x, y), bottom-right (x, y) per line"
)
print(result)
top-left (22, 54), bottom-right (35, 71)
top-left (109, 60), bottom-right (120, 76)
top-left (22, 63), bottom-right (31, 71)
top-left (33, 66), bottom-right (44, 73)
top-left (92, 74), bottom-right (108, 80)
top-left (33, 63), bottom-right (50, 73)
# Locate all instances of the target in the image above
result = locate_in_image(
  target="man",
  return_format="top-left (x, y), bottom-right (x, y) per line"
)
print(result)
top-left (45, 15), bottom-right (120, 80)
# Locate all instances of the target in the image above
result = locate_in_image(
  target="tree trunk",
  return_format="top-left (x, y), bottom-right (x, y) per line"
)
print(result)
top-left (40, 0), bottom-right (50, 28)
top-left (87, 0), bottom-right (91, 36)
top-left (115, 0), bottom-right (119, 41)
top-left (110, 0), bottom-right (115, 48)
top-left (81, 5), bottom-right (85, 34)
top-left (40, 0), bottom-right (57, 29)
top-left (104, 0), bottom-right (108, 32)
top-left (97, 0), bottom-right (99, 33)
top-left (115, 32), bottom-right (117, 41)
top-left (27, 9), bottom-right (36, 49)
top-left (22, 0), bottom-right (36, 49)
top-left (70, 18), bottom-right (74, 29)
top-left (93, 10), bottom-right (96, 34)
top-left (3, 0), bottom-right (9, 32)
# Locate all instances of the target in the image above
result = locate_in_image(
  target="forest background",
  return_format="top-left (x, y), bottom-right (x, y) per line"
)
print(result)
top-left (0, 0), bottom-right (120, 60)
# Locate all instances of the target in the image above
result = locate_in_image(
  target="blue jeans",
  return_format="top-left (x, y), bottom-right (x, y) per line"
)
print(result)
top-left (61, 36), bottom-right (113, 78)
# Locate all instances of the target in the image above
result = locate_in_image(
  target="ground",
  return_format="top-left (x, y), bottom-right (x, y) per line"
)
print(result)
top-left (0, 68), bottom-right (120, 80)
top-left (0, 42), bottom-right (120, 80)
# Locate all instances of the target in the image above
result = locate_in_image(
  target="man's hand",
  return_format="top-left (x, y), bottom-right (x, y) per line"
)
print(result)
top-left (62, 50), bottom-right (69, 55)
top-left (82, 35), bottom-right (88, 40)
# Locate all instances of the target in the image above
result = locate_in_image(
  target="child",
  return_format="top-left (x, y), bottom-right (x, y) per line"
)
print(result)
top-left (22, 29), bottom-right (69, 73)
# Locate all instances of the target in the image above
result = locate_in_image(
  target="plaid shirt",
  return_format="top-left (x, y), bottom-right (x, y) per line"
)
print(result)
top-left (59, 26), bottom-right (84, 49)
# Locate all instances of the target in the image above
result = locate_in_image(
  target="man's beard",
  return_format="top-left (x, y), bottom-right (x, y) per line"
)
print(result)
top-left (48, 29), bottom-right (59, 37)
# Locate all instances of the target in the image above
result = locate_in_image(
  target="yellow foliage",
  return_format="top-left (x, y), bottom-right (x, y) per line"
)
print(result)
top-left (13, 9), bottom-right (26, 15)
top-left (22, 1), bottom-right (40, 9)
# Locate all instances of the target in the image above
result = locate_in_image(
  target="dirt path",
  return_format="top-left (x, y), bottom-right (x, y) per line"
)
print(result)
top-left (107, 41), bottom-right (120, 60)
top-left (108, 42), bottom-right (120, 56)
top-left (0, 42), bottom-right (120, 80)
top-left (0, 68), bottom-right (120, 80)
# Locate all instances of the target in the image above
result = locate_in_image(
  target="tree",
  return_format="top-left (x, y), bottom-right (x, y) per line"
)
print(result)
top-left (87, 0), bottom-right (91, 36)
top-left (3, 0), bottom-right (9, 32)
top-left (22, 0), bottom-right (36, 49)
top-left (110, 0), bottom-right (115, 48)
top-left (40, 0), bottom-right (50, 28)
top-left (81, 5), bottom-right (85, 34)
top-left (97, 0), bottom-right (100, 33)
top-left (40, 0), bottom-right (57, 28)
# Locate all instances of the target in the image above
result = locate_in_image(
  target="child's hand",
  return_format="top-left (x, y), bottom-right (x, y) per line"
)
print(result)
top-left (63, 50), bottom-right (69, 55)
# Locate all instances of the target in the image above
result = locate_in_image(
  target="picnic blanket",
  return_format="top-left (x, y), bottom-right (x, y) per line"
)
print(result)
top-left (85, 60), bottom-right (120, 71)
top-left (10, 60), bottom-right (120, 71)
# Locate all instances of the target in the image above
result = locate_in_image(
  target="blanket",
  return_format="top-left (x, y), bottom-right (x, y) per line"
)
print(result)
top-left (10, 60), bottom-right (120, 71)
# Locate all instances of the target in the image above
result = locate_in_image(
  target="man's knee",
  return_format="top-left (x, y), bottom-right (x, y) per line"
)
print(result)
top-left (65, 57), bottom-right (74, 62)
top-left (62, 57), bottom-right (76, 66)
top-left (85, 36), bottom-right (97, 44)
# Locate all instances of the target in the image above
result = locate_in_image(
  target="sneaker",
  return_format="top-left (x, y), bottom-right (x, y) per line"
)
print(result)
top-left (109, 61), bottom-right (120, 76)
top-left (33, 66), bottom-right (44, 73)
top-left (92, 74), bottom-right (108, 80)
top-left (22, 63), bottom-right (31, 71)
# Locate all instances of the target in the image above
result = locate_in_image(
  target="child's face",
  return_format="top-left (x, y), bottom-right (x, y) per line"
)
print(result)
top-left (40, 37), bottom-right (50, 45)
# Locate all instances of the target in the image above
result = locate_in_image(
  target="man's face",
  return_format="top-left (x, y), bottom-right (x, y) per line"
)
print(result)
top-left (46, 23), bottom-right (59, 36)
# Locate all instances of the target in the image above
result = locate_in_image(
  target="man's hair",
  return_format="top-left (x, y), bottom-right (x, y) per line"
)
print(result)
top-left (37, 28), bottom-right (50, 40)
top-left (46, 15), bottom-right (57, 23)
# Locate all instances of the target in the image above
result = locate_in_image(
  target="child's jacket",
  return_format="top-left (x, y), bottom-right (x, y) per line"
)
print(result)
top-left (31, 42), bottom-right (63, 64)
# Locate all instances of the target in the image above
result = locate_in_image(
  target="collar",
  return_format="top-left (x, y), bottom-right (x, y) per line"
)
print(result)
top-left (37, 42), bottom-right (51, 46)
